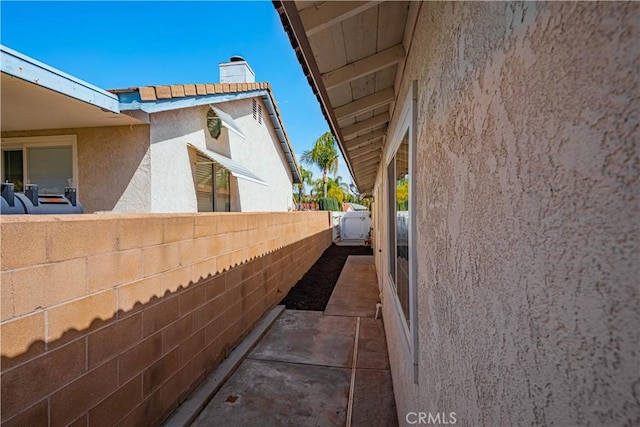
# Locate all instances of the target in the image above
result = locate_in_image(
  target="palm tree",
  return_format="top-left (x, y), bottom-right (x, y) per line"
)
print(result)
top-left (294, 167), bottom-right (313, 205)
top-left (301, 132), bottom-right (338, 198)
top-left (309, 178), bottom-right (323, 199)
top-left (311, 176), bottom-right (349, 203)
top-left (331, 175), bottom-right (349, 192)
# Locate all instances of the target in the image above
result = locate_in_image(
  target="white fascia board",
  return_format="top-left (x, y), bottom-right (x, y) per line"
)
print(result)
top-left (118, 90), bottom-right (266, 114)
top-left (0, 44), bottom-right (120, 113)
top-left (259, 93), bottom-right (302, 184)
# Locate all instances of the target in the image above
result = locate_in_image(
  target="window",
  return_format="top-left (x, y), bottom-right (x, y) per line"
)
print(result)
top-left (387, 161), bottom-right (396, 282)
top-left (2, 150), bottom-right (23, 192)
top-left (214, 165), bottom-right (230, 211)
top-left (1, 135), bottom-right (77, 194)
top-left (386, 81), bottom-right (418, 381)
top-left (195, 153), bottom-right (230, 212)
top-left (388, 132), bottom-right (410, 326)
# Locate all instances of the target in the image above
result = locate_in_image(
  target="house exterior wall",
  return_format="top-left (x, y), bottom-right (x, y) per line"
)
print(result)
top-left (2, 98), bottom-right (293, 214)
top-left (148, 107), bottom-right (206, 213)
top-left (0, 212), bottom-right (332, 426)
top-left (148, 101), bottom-right (294, 213)
top-left (375, 2), bottom-right (639, 426)
top-left (1, 125), bottom-right (151, 213)
top-left (220, 98), bottom-right (295, 212)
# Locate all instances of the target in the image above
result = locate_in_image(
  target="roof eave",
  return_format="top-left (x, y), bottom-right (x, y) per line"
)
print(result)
top-left (0, 44), bottom-right (120, 113)
top-left (272, 1), bottom-right (357, 187)
top-left (260, 91), bottom-right (302, 184)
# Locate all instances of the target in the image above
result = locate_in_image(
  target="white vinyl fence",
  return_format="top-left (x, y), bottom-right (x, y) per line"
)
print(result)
top-left (332, 211), bottom-right (372, 242)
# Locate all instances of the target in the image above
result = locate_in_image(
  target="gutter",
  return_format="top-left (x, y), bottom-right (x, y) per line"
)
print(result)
top-left (260, 92), bottom-right (302, 184)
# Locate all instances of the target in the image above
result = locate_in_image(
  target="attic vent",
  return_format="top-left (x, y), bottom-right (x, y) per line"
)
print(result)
top-left (252, 99), bottom-right (262, 125)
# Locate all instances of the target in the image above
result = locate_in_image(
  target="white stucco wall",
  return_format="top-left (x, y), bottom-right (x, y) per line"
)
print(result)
top-left (149, 108), bottom-right (204, 212)
top-left (375, 2), bottom-right (639, 426)
top-left (148, 100), bottom-right (294, 213)
top-left (218, 98), bottom-right (294, 212)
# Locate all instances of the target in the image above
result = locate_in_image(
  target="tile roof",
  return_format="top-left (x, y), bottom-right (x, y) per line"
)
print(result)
top-left (109, 82), bottom-right (272, 101)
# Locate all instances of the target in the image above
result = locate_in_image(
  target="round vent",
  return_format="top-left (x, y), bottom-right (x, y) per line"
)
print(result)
top-left (207, 107), bottom-right (221, 139)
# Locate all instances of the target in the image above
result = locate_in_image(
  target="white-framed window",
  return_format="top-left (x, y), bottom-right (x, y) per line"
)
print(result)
top-left (386, 81), bottom-right (418, 381)
top-left (1, 135), bottom-right (78, 195)
top-left (388, 134), bottom-right (410, 324)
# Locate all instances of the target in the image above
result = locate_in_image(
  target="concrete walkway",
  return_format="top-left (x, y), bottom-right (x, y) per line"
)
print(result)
top-left (190, 255), bottom-right (397, 427)
top-left (325, 255), bottom-right (380, 318)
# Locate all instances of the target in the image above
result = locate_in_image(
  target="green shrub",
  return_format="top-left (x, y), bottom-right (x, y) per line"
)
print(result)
top-left (318, 197), bottom-right (341, 211)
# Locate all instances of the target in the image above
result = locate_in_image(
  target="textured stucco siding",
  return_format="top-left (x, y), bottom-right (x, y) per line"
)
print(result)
top-left (149, 108), bottom-right (206, 213)
top-left (148, 101), bottom-right (293, 213)
top-left (1, 126), bottom-right (151, 213)
top-left (377, 2), bottom-right (639, 426)
top-left (220, 98), bottom-right (295, 212)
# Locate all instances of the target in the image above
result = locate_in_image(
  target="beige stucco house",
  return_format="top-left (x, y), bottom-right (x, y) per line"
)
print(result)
top-left (275, 1), bottom-right (638, 426)
top-left (1, 46), bottom-right (301, 213)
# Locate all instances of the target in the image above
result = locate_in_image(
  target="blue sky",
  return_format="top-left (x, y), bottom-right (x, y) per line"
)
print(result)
top-left (0, 1), bottom-right (353, 186)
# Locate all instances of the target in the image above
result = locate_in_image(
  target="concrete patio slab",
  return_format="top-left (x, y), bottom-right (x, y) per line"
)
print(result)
top-left (344, 255), bottom-right (376, 265)
top-left (351, 368), bottom-right (398, 427)
top-left (324, 255), bottom-right (380, 317)
top-left (162, 306), bottom-right (285, 427)
top-left (191, 359), bottom-right (350, 427)
top-left (178, 252), bottom-right (396, 426)
top-left (249, 310), bottom-right (356, 368)
top-left (357, 318), bottom-right (390, 370)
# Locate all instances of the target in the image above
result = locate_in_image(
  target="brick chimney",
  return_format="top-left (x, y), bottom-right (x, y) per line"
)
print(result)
top-left (219, 56), bottom-right (255, 84)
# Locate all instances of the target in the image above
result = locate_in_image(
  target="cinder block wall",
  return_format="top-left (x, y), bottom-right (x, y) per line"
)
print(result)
top-left (0, 212), bottom-right (332, 426)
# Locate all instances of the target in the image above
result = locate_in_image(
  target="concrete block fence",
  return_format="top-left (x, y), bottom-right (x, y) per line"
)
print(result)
top-left (0, 211), bottom-right (332, 426)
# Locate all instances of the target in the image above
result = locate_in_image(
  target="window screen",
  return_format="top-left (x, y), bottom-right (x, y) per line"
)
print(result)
top-left (388, 131), bottom-right (410, 326)
top-left (196, 154), bottom-right (214, 212)
top-left (395, 133), bottom-right (410, 325)
top-left (27, 146), bottom-right (73, 194)
top-left (214, 166), bottom-right (230, 212)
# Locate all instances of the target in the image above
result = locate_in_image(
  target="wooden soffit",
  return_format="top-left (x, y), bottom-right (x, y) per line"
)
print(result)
top-left (275, 1), bottom-right (420, 195)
